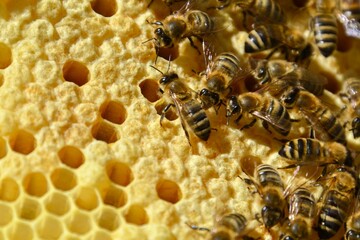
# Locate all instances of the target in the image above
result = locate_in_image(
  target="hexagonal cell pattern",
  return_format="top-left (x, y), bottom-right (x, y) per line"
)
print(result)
top-left (156, 179), bottom-right (182, 204)
top-left (91, 0), bottom-right (117, 17)
top-left (18, 197), bottom-right (41, 220)
top-left (8, 221), bottom-right (34, 240)
top-left (101, 100), bottom-right (127, 125)
top-left (91, 231), bottom-right (113, 240)
top-left (36, 214), bottom-right (63, 239)
top-left (62, 60), bottom-right (89, 86)
top-left (102, 185), bottom-right (127, 208)
top-left (50, 168), bottom-right (77, 191)
top-left (97, 207), bottom-right (120, 231)
top-left (58, 145), bottom-right (85, 168)
top-left (0, 203), bottom-right (13, 226)
top-left (124, 204), bottom-right (149, 225)
top-left (105, 160), bottom-right (133, 187)
top-left (139, 79), bottom-right (161, 103)
top-left (0, 137), bottom-right (7, 159)
top-left (66, 210), bottom-right (92, 235)
top-left (74, 186), bottom-right (99, 211)
top-left (0, 177), bottom-right (20, 202)
top-left (22, 172), bottom-right (48, 197)
top-left (45, 192), bottom-right (70, 216)
top-left (9, 130), bottom-right (36, 155)
top-left (0, 42), bottom-right (12, 69)
top-left (92, 120), bottom-right (119, 143)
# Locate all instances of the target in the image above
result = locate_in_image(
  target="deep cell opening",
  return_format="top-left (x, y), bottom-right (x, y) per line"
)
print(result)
top-left (124, 204), bottom-right (149, 225)
top-left (91, 0), bottom-right (117, 17)
top-left (23, 172), bottom-right (48, 197)
top-left (139, 79), bottom-right (161, 103)
top-left (62, 60), bottom-right (89, 86)
top-left (58, 145), bottom-right (85, 168)
top-left (9, 130), bottom-right (36, 155)
top-left (0, 42), bottom-right (12, 69)
top-left (105, 161), bottom-right (133, 187)
top-left (156, 179), bottom-right (182, 204)
top-left (92, 120), bottom-right (120, 143)
top-left (101, 100), bottom-right (127, 125)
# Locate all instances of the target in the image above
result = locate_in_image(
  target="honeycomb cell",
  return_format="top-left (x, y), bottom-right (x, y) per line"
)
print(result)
top-left (91, 231), bottom-right (112, 240)
top-left (0, 177), bottom-right (19, 201)
top-left (101, 100), bottom-right (127, 125)
top-left (124, 204), bottom-right (149, 225)
top-left (155, 100), bottom-right (178, 121)
top-left (0, 137), bottom-right (7, 159)
top-left (8, 222), bottom-right (33, 240)
top-left (23, 172), bottom-right (48, 197)
top-left (139, 79), bottom-right (161, 103)
top-left (91, 0), bottom-right (117, 17)
top-left (9, 129), bottom-right (36, 155)
top-left (62, 60), bottom-right (89, 86)
top-left (50, 168), bottom-right (77, 191)
top-left (45, 192), bottom-right (70, 216)
top-left (97, 207), bottom-right (120, 231)
top-left (105, 160), bottom-right (133, 187)
top-left (18, 197), bottom-right (41, 220)
top-left (0, 203), bottom-right (13, 226)
top-left (0, 73), bottom-right (3, 87)
top-left (0, 42), bottom-right (12, 69)
top-left (36, 215), bottom-right (63, 239)
top-left (92, 120), bottom-right (119, 143)
top-left (157, 46), bottom-right (179, 62)
top-left (156, 179), bottom-right (182, 204)
top-left (58, 145), bottom-right (85, 168)
top-left (67, 210), bottom-right (92, 235)
top-left (102, 185), bottom-right (127, 208)
top-left (74, 186), bottom-right (99, 211)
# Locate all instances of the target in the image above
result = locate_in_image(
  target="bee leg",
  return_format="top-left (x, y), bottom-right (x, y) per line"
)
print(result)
top-left (309, 127), bottom-right (315, 139)
top-left (185, 222), bottom-right (211, 232)
top-left (255, 213), bottom-right (263, 224)
top-left (147, 0), bottom-right (155, 8)
top-left (241, 119), bottom-right (257, 130)
top-left (160, 103), bottom-right (175, 126)
top-left (187, 37), bottom-right (201, 55)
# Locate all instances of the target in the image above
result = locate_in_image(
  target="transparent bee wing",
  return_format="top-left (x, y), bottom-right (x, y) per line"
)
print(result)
top-left (250, 109), bottom-right (290, 135)
top-left (337, 13), bottom-right (360, 38)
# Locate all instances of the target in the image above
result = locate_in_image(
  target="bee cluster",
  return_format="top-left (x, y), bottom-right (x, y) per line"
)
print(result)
top-left (144, 0), bottom-right (360, 239)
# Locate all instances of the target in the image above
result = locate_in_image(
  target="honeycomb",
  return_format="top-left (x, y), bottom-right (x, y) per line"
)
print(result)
top-left (0, 0), bottom-right (359, 240)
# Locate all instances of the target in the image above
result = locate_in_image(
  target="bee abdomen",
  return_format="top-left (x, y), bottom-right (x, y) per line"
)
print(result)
top-left (318, 109), bottom-right (347, 144)
top-left (266, 99), bottom-right (291, 135)
top-left (186, 10), bottom-right (214, 36)
top-left (245, 25), bottom-right (282, 53)
top-left (313, 13), bottom-right (338, 57)
top-left (254, 0), bottom-right (285, 23)
top-left (257, 164), bottom-right (283, 188)
top-left (278, 138), bottom-right (323, 162)
top-left (183, 100), bottom-right (211, 141)
top-left (219, 213), bottom-right (247, 233)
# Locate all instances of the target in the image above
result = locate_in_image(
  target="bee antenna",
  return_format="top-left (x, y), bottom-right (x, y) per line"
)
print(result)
top-left (185, 222), bottom-right (211, 232)
top-left (142, 38), bottom-right (156, 44)
top-left (166, 55), bottom-right (172, 72)
top-left (150, 65), bottom-right (164, 75)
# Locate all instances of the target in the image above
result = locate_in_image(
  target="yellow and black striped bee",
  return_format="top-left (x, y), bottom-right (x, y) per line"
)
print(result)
top-left (343, 77), bottom-right (360, 138)
top-left (199, 52), bottom-right (242, 110)
top-left (226, 92), bottom-right (293, 136)
top-left (281, 88), bottom-right (347, 145)
top-left (188, 213), bottom-right (256, 239)
top-left (152, 66), bottom-right (211, 143)
top-left (312, 0), bottom-right (339, 57)
top-left (278, 138), bottom-right (353, 168)
top-left (317, 166), bottom-right (357, 239)
top-left (244, 164), bottom-right (286, 229)
top-left (250, 59), bottom-right (327, 97)
top-left (244, 24), bottom-right (313, 63)
top-left (280, 187), bottom-right (316, 240)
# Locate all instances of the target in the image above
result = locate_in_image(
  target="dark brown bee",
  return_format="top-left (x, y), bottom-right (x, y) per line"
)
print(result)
top-left (154, 67), bottom-right (211, 143)
top-left (312, 0), bottom-right (338, 57)
top-left (278, 138), bottom-right (353, 168)
top-left (199, 52), bottom-right (242, 109)
top-left (281, 88), bottom-right (347, 145)
top-left (317, 166), bottom-right (357, 239)
top-left (226, 92), bottom-right (293, 136)
top-left (343, 77), bottom-right (360, 138)
top-left (280, 187), bottom-right (316, 240)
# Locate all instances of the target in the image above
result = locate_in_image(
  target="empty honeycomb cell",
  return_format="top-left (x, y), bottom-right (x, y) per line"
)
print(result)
top-left (50, 168), bottom-right (77, 191)
top-left (0, 137), bottom-right (7, 158)
top-left (0, 203), bottom-right (13, 226)
top-left (101, 100), bottom-right (127, 125)
top-left (97, 207), bottom-right (120, 231)
top-left (105, 160), bottom-right (134, 187)
top-left (91, 231), bottom-right (112, 240)
top-left (91, 0), bottom-right (117, 17)
top-left (74, 186), bottom-right (99, 211)
top-left (0, 177), bottom-right (19, 201)
top-left (102, 185), bottom-right (127, 208)
top-left (156, 179), bottom-right (182, 204)
top-left (58, 145), bottom-right (85, 168)
top-left (0, 73), bottom-right (3, 87)
top-left (8, 222), bottom-right (33, 240)
top-left (0, 42), bottom-right (12, 69)
top-left (66, 210), bottom-right (92, 234)
top-left (9, 129), bottom-right (36, 155)
top-left (62, 60), bottom-right (89, 86)
top-left (157, 46), bottom-right (179, 62)
top-left (92, 120), bottom-right (119, 143)
top-left (36, 215), bottom-right (63, 239)
top-left (18, 197), bottom-right (41, 220)
top-left (45, 192), bottom-right (70, 216)
top-left (124, 204), bottom-right (149, 225)
top-left (23, 172), bottom-right (48, 197)
top-left (139, 79), bottom-right (161, 103)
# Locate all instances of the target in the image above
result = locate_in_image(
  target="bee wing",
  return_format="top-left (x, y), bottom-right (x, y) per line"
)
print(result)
top-left (337, 13), bottom-right (360, 38)
top-left (250, 109), bottom-right (290, 134)
top-left (172, 0), bottom-right (195, 15)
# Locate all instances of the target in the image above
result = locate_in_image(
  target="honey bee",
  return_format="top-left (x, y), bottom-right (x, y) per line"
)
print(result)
top-left (317, 166), bottom-right (357, 239)
top-left (188, 213), bottom-right (256, 239)
top-left (199, 52), bottom-right (242, 109)
top-left (250, 59), bottom-right (327, 97)
top-left (312, 0), bottom-right (339, 57)
top-left (216, 0), bottom-right (286, 24)
top-left (244, 164), bottom-right (286, 228)
top-left (279, 187), bottom-right (316, 240)
top-left (345, 192), bottom-right (360, 240)
top-left (281, 88), bottom-right (347, 145)
top-left (278, 138), bottom-right (353, 168)
top-left (244, 24), bottom-right (312, 63)
top-left (343, 77), bottom-right (360, 138)
top-left (153, 66), bottom-right (211, 143)
top-left (226, 92), bottom-right (293, 136)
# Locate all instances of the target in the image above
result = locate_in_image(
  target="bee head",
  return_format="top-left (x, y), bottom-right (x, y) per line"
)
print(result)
top-left (199, 88), bottom-right (220, 109)
top-left (281, 88), bottom-right (300, 107)
top-left (262, 205), bottom-right (283, 228)
top-left (154, 28), bottom-right (173, 48)
top-left (250, 59), bottom-right (269, 85)
top-left (226, 96), bottom-right (241, 118)
top-left (290, 219), bottom-right (309, 239)
top-left (159, 72), bottom-right (178, 85)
